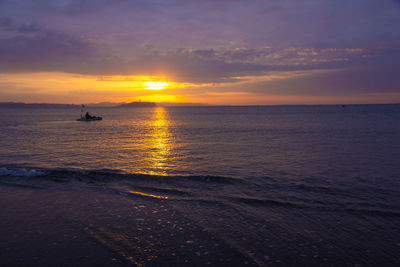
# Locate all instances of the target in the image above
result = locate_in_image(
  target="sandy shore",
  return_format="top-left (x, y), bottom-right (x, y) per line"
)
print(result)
top-left (1, 175), bottom-right (400, 267)
top-left (0, 179), bottom-right (251, 266)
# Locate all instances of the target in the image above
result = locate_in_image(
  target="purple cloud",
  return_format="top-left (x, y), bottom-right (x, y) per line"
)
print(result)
top-left (2, 0), bottom-right (399, 48)
top-left (0, 17), bottom-right (11, 27)
top-left (17, 22), bottom-right (44, 33)
top-left (0, 18), bottom-right (112, 73)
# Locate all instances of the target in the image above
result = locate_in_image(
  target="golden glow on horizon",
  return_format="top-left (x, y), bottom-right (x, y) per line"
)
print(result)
top-left (0, 72), bottom-right (195, 103)
top-left (130, 94), bottom-right (189, 103)
top-left (144, 81), bottom-right (169, 90)
top-left (1, 69), bottom-right (394, 105)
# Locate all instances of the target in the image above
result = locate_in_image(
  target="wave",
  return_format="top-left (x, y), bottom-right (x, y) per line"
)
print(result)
top-left (0, 167), bottom-right (45, 177)
top-left (228, 196), bottom-right (302, 208)
top-left (2, 166), bottom-right (398, 219)
top-left (0, 166), bottom-right (240, 185)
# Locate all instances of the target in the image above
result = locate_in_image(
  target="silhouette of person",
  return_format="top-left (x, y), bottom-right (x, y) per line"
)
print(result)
top-left (85, 112), bottom-right (92, 119)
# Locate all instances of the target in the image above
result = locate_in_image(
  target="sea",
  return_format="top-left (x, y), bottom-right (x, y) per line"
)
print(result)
top-left (0, 104), bottom-right (399, 266)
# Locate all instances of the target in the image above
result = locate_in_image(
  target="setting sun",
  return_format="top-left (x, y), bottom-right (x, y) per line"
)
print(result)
top-left (144, 81), bottom-right (169, 90)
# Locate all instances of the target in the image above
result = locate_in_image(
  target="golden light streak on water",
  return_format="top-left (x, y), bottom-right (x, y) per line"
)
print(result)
top-left (143, 107), bottom-right (173, 176)
top-left (128, 190), bottom-right (169, 199)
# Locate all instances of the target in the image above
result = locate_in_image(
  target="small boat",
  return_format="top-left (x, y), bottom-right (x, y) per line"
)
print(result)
top-left (77, 104), bottom-right (102, 121)
top-left (76, 116), bottom-right (102, 121)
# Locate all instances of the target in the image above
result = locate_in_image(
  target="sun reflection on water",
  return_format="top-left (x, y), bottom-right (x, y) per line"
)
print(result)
top-left (145, 107), bottom-right (173, 175)
top-left (128, 190), bottom-right (168, 199)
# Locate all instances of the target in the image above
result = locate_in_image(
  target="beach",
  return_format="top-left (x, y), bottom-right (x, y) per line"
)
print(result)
top-left (1, 170), bottom-right (399, 266)
top-left (0, 175), bottom-right (253, 266)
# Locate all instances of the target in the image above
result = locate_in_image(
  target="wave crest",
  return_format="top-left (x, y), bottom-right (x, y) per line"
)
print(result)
top-left (0, 167), bottom-right (45, 177)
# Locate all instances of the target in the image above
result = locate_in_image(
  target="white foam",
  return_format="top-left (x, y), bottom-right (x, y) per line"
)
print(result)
top-left (0, 167), bottom-right (45, 177)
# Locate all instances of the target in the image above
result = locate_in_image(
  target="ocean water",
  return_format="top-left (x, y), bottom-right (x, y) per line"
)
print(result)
top-left (1, 105), bottom-right (399, 178)
top-left (1, 104), bottom-right (400, 266)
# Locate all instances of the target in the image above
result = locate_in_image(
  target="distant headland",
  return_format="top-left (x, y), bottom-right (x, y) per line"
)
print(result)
top-left (114, 102), bottom-right (156, 108)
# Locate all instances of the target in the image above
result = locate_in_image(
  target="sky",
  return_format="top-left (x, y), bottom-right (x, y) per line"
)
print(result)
top-left (0, 0), bottom-right (399, 105)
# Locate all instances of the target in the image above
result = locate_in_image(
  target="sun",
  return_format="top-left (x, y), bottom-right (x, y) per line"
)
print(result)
top-left (144, 81), bottom-right (169, 90)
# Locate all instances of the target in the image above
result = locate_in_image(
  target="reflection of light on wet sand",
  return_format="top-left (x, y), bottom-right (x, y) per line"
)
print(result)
top-left (128, 190), bottom-right (169, 199)
top-left (145, 107), bottom-right (172, 175)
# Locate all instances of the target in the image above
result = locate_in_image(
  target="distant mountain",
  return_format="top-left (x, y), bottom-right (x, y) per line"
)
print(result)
top-left (158, 102), bottom-right (209, 107)
top-left (86, 102), bottom-right (126, 107)
top-left (114, 102), bottom-right (156, 108)
top-left (0, 102), bottom-right (78, 108)
top-left (87, 102), bottom-right (209, 107)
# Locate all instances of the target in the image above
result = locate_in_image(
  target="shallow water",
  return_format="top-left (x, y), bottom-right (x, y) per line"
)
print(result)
top-left (1, 105), bottom-right (400, 266)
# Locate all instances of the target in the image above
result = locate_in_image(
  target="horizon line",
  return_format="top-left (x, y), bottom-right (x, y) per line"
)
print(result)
top-left (1, 101), bottom-right (399, 107)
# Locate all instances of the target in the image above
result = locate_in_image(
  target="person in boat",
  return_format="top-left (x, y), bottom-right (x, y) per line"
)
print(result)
top-left (85, 112), bottom-right (93, 119)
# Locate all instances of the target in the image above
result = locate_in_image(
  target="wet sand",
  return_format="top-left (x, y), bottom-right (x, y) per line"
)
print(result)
top-left (0, 180), bottom-right (252, 266)
top-left (1, 176), bottom-right (400, 267)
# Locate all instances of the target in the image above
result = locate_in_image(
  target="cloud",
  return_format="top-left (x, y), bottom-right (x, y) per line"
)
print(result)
top-left (0, 19), bottom-right (112, 73)
top-left (0, 22), bottom-right (395, 87)
top-left (175, 47), bottom-right (367, 66)
top-left (0, 17), bottom-right (11, 27)
top-left (0, 18), bottom-right (367, 82)
top-left (17, 22), bottom-right (44, 33)
top-left (230, 62), bottom-right (400, 97)
top-left (114, 46), bottom-right (374, 84)
top-left (2, 0), bottom-right (399, 48)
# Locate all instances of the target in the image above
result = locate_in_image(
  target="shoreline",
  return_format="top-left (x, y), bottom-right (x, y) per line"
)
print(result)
top-left (1, 173), bottom-right (399, 266)
top-left (0, 179), bottom-right (252, 266)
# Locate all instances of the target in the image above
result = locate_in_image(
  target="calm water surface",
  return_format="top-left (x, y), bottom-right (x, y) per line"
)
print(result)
top-left (1, 105), bottom-right (399, 179)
